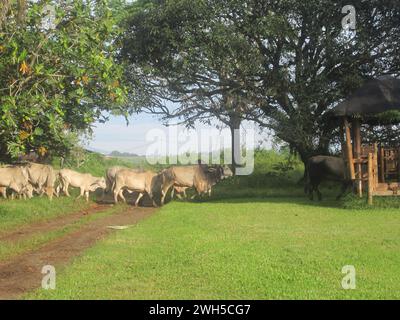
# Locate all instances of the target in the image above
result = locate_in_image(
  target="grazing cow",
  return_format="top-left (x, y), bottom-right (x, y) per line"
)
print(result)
top-left (204, 165), bottom-right (233, 196)
top-left (24, 163), bottom-right (56, 200)
top-left (0, 166), bottom-right (33, 199)
top-left (113, 169), bottom-right (160, 207)
top-left (306, 156), bottom-right (352, 201)
top-left (59, 169), bottom-right (106, 202)
top-left (161, 164), bottom-right (233, 202)
top-left (102, 166), bottom-right (145, 201)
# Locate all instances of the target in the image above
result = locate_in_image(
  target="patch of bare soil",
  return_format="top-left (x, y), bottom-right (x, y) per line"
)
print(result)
top-left (0, 206), bottom-right (156, 300)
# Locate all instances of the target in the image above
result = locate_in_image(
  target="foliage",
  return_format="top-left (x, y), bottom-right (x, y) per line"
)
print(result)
top-left (121, 0), bottom-right (400, 164)
top-left (0, 0), bottom-right (128, 160)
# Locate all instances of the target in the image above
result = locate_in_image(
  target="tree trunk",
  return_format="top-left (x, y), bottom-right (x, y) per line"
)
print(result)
top-left (229, 114), bottom-right (241, 175)
top-left (0, 0), bottom-right (11, 29)
top-left (17, 0), bottom-right (27, 25)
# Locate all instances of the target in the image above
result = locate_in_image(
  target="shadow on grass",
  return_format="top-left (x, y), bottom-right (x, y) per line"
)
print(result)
top-left (172, 186), bottom-right (400, 211)
top-left (194, 195), bottom-right (346, 210)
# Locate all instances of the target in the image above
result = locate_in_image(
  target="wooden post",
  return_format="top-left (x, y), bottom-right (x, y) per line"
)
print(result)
top-left (353, 119), bottom-right (362, 197)
top-left (340, 125), bottom-right (346, 161)
top-left (380, 147), bottom-right (385, 183)
top-left (374, 143), bottom-right (379, 189)
top-left (398, 147), bottom-right (400, 181)
top-left (368, 152), bottom-right (374, 205)
top-left (344, 118), bottom-right (355, 180)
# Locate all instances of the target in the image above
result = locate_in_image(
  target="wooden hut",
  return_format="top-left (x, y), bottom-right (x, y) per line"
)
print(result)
top-left (332, 76), bottom-right (400, 205)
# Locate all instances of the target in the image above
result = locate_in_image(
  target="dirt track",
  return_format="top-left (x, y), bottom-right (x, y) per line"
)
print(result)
top-left (0, 203), bottom-right (106, 243)
top-left (0, 204), bottom-right (156, 300)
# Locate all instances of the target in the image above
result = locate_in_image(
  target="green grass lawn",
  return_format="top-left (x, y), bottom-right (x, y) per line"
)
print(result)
top-left (27, 198), bottom-right (400, 300)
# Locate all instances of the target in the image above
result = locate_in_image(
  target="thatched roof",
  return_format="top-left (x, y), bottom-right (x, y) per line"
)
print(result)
top-left (332, 77), bottom-right (400, 119)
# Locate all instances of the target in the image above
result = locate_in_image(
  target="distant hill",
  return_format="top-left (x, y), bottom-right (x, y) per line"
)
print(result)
top-left (109, 151), bottom-right (140, 157)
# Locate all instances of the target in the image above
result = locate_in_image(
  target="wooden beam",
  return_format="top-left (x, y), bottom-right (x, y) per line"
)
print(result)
top-left (368, 152), bottom-right (374, 205)
top-left (344, 117), bottom-right (355, 180)
top-left (353, 119), bottom-right (362, 197)
top-left (398, 147), bottom-right (400, 181)
top-left (340, 124), bottom-right (346, 163)
top-left (380, 147), bottom-right (385, 183)
top-left (374, 143), bottom-right (379, 189)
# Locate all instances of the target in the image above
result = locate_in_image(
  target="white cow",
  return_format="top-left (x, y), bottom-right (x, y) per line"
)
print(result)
top-left (113, 169), bottom-right (160, 207)
top-left (59, 169), bottom-right (106, 202)
top-left (25, 162), bottom-right (56, 200)
top-left (0, 166), bottom-right (33, 200)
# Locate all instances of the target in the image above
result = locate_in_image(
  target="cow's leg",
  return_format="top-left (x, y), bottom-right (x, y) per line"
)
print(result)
top-left (46, 187), bottom-right (54, 201)
top-left (190, 189), bottom-right (200, 200)
top-left (336, 182), bottom-right (351, 200)
top-left (0, 188), bottom-right (7, 199)
top-left (160, 190), bottom-right (166, 206)
top-left (100, 178), bottom-right (109, 202)
top-left (308, 184), bottom-right (314, 201)
top-left (113, 188), bottom-right (120, 204)
top-left (171, 187), bottom-right (175, 199)
top-left (39, 185), bottom-right (47, 198)
top-left (315, 184), bottom-right (322, 201)
top-left (151, 197), bottom-right (158, 208)
top-left (76, 187), bottom-right (85, 200)
top-left (85, 190), bottom-right (90, 202)
top-left (64, 182), bottom-right (71, 197)
top-left (182, 189), bottom-right (187, 199)
top-left (119, 190), bottom-right (126, 203)
top-left (135, 193), bottom-right (144, 207)
top-left (54, 186), bottom-right (60, 198)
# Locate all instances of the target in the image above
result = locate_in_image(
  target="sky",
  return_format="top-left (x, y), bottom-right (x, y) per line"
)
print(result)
top-left (86, 113), bottom-right (273, 156)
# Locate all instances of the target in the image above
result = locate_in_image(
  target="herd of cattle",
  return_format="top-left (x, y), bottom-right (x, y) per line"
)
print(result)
top-left (0, 162), bottom-right (233, 206)
top-left (0, 154), bottom-right (351, 205)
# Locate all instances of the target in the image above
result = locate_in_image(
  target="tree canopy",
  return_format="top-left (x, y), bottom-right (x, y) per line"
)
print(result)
top-left (0, 0), bottom-right (128, 160)
top-left (122, 0), bottom-right (400, 164)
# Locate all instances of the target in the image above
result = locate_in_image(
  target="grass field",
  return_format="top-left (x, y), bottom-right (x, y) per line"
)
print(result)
top-left (26, 198), bottom-right (400, 300)
top-left (2, 150), bottom-right (400, 299)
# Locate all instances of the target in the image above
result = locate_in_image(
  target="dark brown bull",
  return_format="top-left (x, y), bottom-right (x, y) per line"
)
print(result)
top-left (306, 156), bottom-right (352, 201)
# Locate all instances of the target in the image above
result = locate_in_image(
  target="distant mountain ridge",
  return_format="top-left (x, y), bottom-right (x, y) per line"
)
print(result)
top-left (109, 151), bottom-right (140, 157)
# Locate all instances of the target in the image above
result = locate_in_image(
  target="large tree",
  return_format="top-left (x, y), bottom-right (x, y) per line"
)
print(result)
top-left (121, 0), bottom-right (261, 171)
top-left (0, 0), bottom-right (128, 161)
top-left (232, 0), bottom-right (400, 164)
top-left (121, 0), bottom-right (400, 168)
